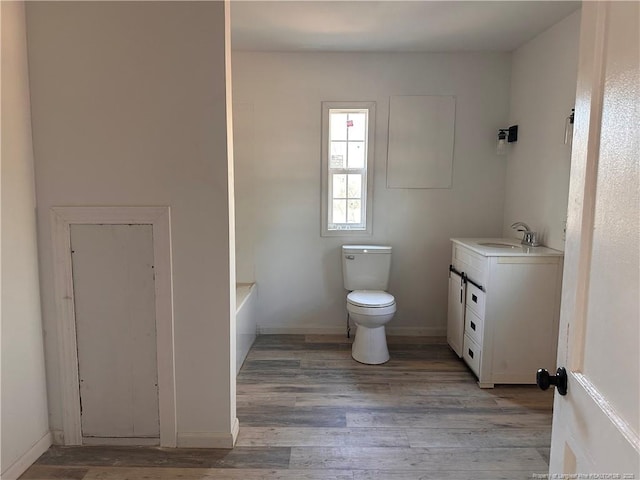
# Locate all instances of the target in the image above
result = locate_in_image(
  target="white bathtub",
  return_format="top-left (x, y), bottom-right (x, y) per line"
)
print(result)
top-left (236, 283), bottom-right (257, 375)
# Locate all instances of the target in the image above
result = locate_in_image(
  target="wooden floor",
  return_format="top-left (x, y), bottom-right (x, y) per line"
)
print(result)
top-left (22, 334), bottom-right (554, 479)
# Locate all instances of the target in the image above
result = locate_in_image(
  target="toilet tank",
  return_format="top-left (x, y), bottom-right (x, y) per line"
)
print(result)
top-left (342, 245), bottom-right (392, 291)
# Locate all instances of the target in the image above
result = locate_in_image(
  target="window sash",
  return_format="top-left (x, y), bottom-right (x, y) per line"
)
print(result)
top-left (328, 168), bottom-right (367, 230)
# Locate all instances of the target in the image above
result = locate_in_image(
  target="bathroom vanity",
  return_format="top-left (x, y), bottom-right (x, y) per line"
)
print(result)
top-left (447, 238), bottom-right (564, 388)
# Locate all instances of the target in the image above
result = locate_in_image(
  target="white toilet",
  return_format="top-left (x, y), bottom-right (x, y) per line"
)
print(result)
top-left (342, 245), bottom-right (396, 364)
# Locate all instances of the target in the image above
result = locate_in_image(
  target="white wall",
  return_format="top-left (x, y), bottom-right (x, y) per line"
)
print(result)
top-left (26, 2), bottom-right (237, 447)
top-left (503, 11), bottom-right (581, 250)
top-left (233, 52), bottom-right (511, 334)
top-left (1, 2), bottom-right (51, 477)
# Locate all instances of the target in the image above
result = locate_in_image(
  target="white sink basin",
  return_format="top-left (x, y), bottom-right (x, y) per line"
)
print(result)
top-left (478, 242), bottom-right (520, 249)
top-left (451, 238), bottom-right (564, 258)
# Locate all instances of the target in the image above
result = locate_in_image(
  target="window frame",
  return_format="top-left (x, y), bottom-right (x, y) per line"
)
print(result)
top-left (321, 101), bottom-right (376, 237)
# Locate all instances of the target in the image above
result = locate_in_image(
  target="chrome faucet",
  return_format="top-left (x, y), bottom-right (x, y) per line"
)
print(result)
top-left (511, 222), bottom-right (541, 247)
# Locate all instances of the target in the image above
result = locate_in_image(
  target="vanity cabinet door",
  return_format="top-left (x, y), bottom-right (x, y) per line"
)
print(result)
top-left (447, 270), bottom-right (465, 357)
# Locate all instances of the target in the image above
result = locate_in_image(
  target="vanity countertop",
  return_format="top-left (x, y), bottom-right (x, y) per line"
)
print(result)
top-left (451, 238), bottom-right (564, 257)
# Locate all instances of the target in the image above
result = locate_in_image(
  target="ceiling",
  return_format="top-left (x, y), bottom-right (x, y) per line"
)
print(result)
top-left (231, 1), bottom-right (581, 52)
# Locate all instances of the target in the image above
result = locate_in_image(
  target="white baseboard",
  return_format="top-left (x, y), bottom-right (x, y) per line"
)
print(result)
top-left (177, 423), bottom-right (238, 449)
top-left (387, 326), bottom-right (446, 336)
top-left (257, 326), bottom-right (346, 335)
top-left (257, 325), bottom-right (446, 337)
top-left (82, 437), bottom-right (159, 446)
top-left (53, 424), bottom-right (238, 449)
top-left (1, 431), bottom-right (52, 480)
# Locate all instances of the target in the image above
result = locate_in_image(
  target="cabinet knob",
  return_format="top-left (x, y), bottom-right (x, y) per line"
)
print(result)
top-left (536, 367), bottom-right (568, 396)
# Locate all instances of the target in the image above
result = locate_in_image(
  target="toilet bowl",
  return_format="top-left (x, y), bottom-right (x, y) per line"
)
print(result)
top-left (347, 290), bottom-right (396, 364)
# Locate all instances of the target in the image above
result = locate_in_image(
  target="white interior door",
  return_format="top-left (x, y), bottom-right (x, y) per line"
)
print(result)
top-left (549, 2), bottom-right (639, 474)
top-left (71, 224), bottom-right (159, 440)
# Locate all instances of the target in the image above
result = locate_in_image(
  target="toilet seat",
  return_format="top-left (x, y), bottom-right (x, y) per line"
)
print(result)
top-left (347, 302), bottom-right (396, 317)
top-left (347, 290), bottom-right (395, 308)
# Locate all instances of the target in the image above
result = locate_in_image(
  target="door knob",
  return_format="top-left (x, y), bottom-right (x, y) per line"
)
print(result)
top-left (536, 367), bottom-right (568, 396)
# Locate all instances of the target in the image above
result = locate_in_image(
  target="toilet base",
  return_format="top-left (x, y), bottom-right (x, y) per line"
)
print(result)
top-left (352, 325), bottom-right (390, 364)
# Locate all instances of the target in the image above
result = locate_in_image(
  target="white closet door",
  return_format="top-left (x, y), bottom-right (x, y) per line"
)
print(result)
top-left (71, 224), bottom-right (159, 439)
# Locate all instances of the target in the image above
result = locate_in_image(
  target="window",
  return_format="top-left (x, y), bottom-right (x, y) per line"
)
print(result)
top-left (321, 102), bottom-right (375, 236)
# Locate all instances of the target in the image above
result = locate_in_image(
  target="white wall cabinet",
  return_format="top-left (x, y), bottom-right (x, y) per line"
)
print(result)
top-left (447, 238), bottom-right (564, 388)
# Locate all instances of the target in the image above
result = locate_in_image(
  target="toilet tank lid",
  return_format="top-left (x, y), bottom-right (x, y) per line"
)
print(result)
top-left (342, 245), bottom-right (392, 254)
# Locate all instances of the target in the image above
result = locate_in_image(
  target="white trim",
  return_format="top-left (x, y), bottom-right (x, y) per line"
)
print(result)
top-left (387, 326), bottom-right (446, 337)
top-left (50, 430), bottom-right (64, 445)
top-left (177, 418), bottom-right (240, 449)
top-left (256, 325), bottom-right (446, 336)
top-left (0, 432), bottom-right (51, 480)
top-left (231, 417), bottom-right (240, 446)
top-left (81, 437), bottom-right (160, 446)
top-left (50, 206), bottom-right (177, 447)
top-left (257, 326), bottom-right (349, 335)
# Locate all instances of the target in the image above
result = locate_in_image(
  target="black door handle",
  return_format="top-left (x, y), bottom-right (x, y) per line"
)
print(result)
top-left (536, 367), bottom-right (568, 396)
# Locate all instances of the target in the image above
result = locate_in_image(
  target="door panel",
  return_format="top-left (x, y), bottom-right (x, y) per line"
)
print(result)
top-left (550, 2), bottom-right (639, 474)
top-left (580, 0), bottom-right (639, 433)
top-left (71, 224), bottom-right (159, 439)
top-left (447, 270), bottom-right (465, 357)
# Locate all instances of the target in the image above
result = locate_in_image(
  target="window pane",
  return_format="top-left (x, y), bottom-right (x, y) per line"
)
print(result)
top-left (330, 112), bottom-right (348, 141)
top-left (347, 174), bottom-right (362, 199)
top-left (333, 174), bottom-right (347, 199)
top-left (330, 142), bottom-right (346, 169)
top-left (332, 199), bottom-right (346, 224)
top-left (347, 142), bottom-right (365, 168)
top-left (347, 200), bottom-right (362, 224)
top-left (348, 113), bottom-right (367, 141)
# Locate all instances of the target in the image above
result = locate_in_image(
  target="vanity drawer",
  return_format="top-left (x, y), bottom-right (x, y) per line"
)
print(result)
top-left (465, 307), bottom-right (484, 344)
top-left (466, 282), bottom-right (486, 319)
top-left (453, 245), bottom-right (487, 284)
top-left (463, 334), bottom-right (481, 377)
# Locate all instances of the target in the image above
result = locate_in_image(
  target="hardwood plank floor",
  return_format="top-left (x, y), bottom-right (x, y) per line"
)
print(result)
top-left (21, 334), bottom-right (554, 479)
